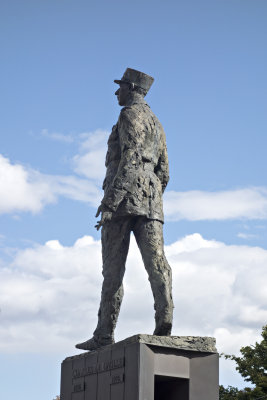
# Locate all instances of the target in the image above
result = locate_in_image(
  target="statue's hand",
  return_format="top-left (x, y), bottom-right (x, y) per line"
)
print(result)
top-left (95, 205), bottom-right (102, 218)
top-left (95, 211), bottom-right (113, 231)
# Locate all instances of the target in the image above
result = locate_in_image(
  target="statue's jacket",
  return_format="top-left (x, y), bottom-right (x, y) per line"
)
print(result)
top-left (101, 97), bottom-right (169, 223)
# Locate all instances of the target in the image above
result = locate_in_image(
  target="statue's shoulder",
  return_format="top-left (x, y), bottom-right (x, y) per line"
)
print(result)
top-left (122, 102), bottom-right (151, 117)
top-left (119, 105), bottom-right (140, 124)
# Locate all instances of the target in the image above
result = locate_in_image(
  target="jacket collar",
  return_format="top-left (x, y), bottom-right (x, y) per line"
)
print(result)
top-left (124, 93), bottom-right (148, 107)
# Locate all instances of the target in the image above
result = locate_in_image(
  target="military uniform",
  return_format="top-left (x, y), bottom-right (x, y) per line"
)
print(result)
top-left (102, 96), bottom-right (168, 221)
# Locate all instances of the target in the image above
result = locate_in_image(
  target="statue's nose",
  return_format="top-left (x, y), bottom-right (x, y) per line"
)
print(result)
top-left (115, 89), bottom-right (119, 96)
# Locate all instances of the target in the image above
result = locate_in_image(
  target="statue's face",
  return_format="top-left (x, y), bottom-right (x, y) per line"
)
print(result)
top-left (115, 82), bottom-right (130, 106)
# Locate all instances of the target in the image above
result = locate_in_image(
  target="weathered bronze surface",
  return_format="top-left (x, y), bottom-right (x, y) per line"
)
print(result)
top-left (76, 68), bottom-right (174, 351)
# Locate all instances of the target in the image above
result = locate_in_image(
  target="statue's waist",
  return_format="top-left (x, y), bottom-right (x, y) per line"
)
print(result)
top-left (105, 161), bottom-right (156, 176)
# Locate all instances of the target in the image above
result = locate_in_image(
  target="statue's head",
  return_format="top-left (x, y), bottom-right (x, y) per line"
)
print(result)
top-left (114, 68), bottom-right (154, 106)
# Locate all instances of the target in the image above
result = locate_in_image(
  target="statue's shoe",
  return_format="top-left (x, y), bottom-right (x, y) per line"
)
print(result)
top-left (75, 336), bottom-right (114, 351)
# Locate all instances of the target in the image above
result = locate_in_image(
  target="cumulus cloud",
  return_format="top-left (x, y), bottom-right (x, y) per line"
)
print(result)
top-left (44, 175), bottom-right (101, 204)
top-left (164, 188), bottom-right (267, 221)
top-left (1, 233), bottom-right (266, 362)
top-left (72, 130), bottom-right (108, 181)
top-left (0, 154), bottom-right (102, 215)
top-left (0, 131), bottom-right (108, 215)
top-left (0, 155), bottom-right (56, 214)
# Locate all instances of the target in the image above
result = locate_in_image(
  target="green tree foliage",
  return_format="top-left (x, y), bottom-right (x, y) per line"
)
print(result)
top-left (220, 385), bottom-right (265, 399)
top-left (220, 385), bottom-right (241, 399)
top-left (220, 325), bottom-right (267, 400)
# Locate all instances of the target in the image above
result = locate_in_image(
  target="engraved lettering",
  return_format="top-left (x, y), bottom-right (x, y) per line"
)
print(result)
top-left (72, 357), bottom-right (124, 378)
top-left (110, 374), bottom-right (124, 385)
top-left (73, 383), bottom-right (85, 392)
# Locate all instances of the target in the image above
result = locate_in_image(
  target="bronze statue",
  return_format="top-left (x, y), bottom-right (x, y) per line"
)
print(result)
top-left (76, 68), bottom-right (174, 351)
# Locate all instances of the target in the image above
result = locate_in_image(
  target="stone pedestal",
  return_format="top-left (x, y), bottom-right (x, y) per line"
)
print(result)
top-left (60, 334), bottom-right (219, 400)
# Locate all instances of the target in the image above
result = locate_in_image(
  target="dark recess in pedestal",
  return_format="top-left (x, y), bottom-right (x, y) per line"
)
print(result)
top-left (154, 375), bottom-right (189, 400)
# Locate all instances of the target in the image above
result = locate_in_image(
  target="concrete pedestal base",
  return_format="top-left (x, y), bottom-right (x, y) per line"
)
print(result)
top-left (60, 334), bottom-right (219, 400)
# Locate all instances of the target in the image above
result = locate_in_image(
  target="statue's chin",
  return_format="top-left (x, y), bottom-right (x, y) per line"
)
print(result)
top-left (118, 96), bottom-right (128, 107)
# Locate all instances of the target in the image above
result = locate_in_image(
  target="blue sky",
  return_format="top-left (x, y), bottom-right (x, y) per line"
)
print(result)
top-left (1, 1), bottom-right (267, 399)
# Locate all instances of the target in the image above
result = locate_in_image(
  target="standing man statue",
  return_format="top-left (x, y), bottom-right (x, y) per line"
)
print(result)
top-left (76, 68), bottom-right (174, 351)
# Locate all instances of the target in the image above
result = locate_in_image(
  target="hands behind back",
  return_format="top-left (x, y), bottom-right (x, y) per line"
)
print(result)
top-left (95, 205), bottom-right (113, 230)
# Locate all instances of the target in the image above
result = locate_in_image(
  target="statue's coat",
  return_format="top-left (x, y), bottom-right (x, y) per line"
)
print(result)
top-left (102, 97), bottom-right (169, 222)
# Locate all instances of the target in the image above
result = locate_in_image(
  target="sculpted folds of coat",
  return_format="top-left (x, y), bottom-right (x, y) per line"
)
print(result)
top-left (102, 98), bottom-right (169, 222)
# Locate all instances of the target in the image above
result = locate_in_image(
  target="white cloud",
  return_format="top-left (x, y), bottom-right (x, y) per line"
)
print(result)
top-left (72, 130), bottom-right (108, 181)
top-left (237, 232), bottom-right (257, 239)
top-left (41, 129), bottom-right (74, 143)
top-left (0, 155), bottom-right (56, 214)
top-left (216, 327), bottom-right (262, 388)
top-left (164, 188), bottom-right (267, 221)
top-left (1, 232), bottom-right (266, 363)
top-left (0, 154), bottom-right (102, 215)
top-left (44, 175), bottom-right (101, 204)
top-left (0, 131), bottom-right (108, 215)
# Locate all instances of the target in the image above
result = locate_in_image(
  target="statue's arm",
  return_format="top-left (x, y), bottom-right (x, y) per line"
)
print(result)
top-left (155, 132), bottom-right (170, 193)
top-left (101, 108), bottom-right (141, 212)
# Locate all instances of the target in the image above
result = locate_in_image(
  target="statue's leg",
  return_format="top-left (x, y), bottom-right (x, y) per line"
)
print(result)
top-left (96, 216), bottom-right (132, 337)
top-left (76, 217), bottom-right (131, 350)
top-left (133, 217), bottom-right (174, 336)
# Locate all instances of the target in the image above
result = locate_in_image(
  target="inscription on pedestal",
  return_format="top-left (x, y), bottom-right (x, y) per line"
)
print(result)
top-left (73, 357), bottom-right (124, 378)
top-left (73, 382), bottom-right (85, 393)
top-left (110, 373), bottom-right (124, 385)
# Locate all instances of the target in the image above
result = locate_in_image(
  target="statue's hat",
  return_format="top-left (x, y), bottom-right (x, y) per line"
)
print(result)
top-left (114, 68), bottom-right (154, 92)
